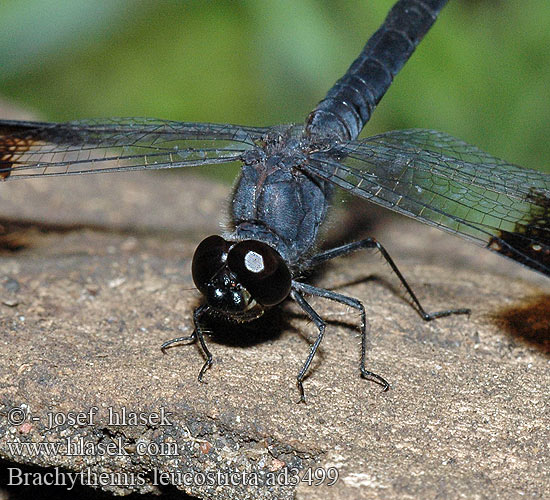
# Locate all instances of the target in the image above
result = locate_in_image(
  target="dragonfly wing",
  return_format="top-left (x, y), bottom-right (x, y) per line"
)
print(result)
top-left (0, 118), bottom-right (269, 179)
top-left (306, 129), bottom-right (550, 277)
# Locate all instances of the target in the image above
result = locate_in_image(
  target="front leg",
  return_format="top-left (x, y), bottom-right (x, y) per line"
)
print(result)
top-left (293, 282), bottom-right (389, 401)
top-left (161, 304), bottom-right (213, 383)
top-left (290, 289), bottom-right (326, 403)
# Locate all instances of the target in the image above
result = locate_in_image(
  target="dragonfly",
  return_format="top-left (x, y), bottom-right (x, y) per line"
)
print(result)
top-left (0, 0), bottom-right (549, 402)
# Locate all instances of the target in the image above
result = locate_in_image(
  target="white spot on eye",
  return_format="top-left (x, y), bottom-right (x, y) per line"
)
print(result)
top-left (244, 251), bottom-right (265, 273)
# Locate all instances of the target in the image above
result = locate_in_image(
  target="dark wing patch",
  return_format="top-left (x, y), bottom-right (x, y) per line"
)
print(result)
top-left (305, 128), bottom-right (550, 277)
top-left (0, 123), bottom-right (46, 179)
top-left (0, 118), bottom-right (269, 179)
top-left (489, 189), bottom-right (550, 272)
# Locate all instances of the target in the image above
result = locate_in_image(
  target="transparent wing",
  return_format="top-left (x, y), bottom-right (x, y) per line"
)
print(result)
top-left (0, 118), bottom-right (269, 179)
top-left (306, 129), bottom-right (550, 276)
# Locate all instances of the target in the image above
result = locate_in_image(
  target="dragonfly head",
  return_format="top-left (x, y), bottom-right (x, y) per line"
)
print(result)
top-left (192, 235), bottom-right (292, 321)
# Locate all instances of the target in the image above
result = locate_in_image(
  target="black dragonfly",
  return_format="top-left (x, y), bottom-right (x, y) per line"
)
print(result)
top-left (1, 0), bottom-right (549, 401)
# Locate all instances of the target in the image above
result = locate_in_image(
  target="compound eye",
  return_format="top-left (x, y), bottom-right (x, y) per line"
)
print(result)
top-left (192, 235), bottom-right (230, 294)
top-left (227, 240), bottom-right (291, 306)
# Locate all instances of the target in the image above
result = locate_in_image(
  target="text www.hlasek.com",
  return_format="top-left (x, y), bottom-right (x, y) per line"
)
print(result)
top-left (8, 466), bottom-right (340, 490)
top-left (7, 436), bottom-right (168, 458)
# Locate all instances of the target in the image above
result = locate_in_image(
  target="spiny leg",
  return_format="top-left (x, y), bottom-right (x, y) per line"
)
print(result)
top-left (308, 237), bottom-right (470, 320)
top-left (293, 281), bottom-right (389, 393)
top-left (160, 303), bottom-right (213, 382)
top-left (290, 289), bottom-right (326, 403)
top-left (161, 333), bottom-right (197, 351)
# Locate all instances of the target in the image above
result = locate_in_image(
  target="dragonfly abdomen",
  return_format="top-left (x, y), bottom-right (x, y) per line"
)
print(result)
top-left (306, 0), bottom-right (447, 141)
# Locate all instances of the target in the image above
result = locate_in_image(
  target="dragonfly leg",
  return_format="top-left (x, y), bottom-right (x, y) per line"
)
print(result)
top-left (160, 304), bottom-right (213, 383)
top-left (290, 289), bottom-right (326, 404)
top-left (160, 332), bottom-right (197, 351)
top-left (308, 237), bottom-right (470, 320)
top-left (291, 283), bottom-right (389, 403)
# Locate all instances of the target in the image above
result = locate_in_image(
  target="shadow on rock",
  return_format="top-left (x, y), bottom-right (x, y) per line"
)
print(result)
top-left (202, 307), bottom-right (288, 348)
top-left (494, 294), bottom-right (550, 356)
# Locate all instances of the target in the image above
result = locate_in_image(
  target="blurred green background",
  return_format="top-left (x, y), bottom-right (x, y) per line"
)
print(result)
top-left (0, 0), bottom-right (549, 175)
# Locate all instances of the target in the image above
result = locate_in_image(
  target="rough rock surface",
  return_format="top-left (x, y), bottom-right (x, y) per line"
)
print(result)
top-left (0, 172), bottom-right (548, 499)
